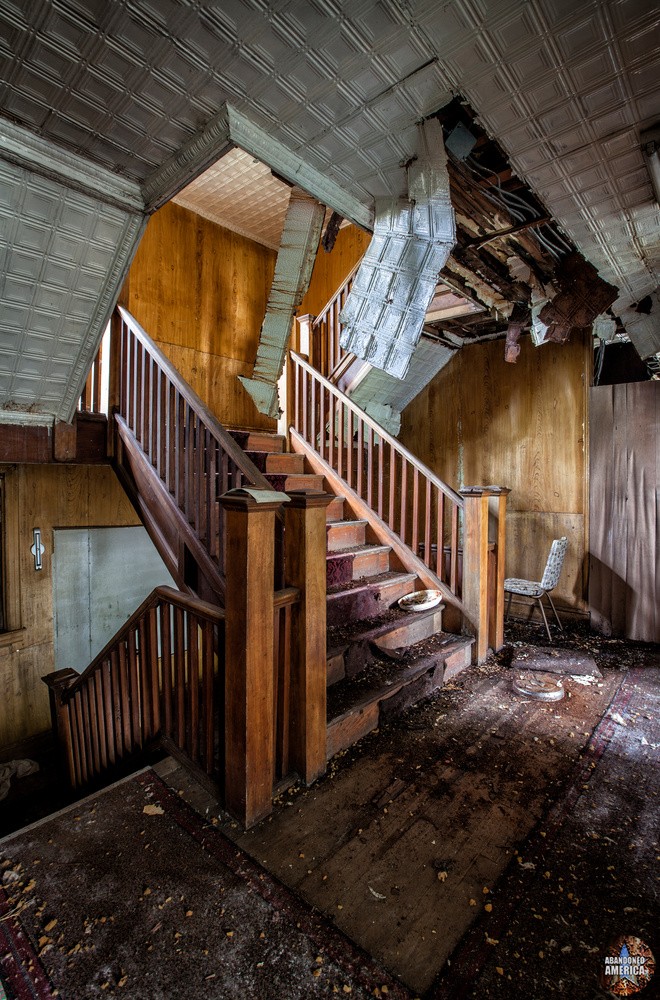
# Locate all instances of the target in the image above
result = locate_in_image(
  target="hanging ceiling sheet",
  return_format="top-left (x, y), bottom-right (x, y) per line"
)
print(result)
top-left (338, 119), bottom-right (455, 380)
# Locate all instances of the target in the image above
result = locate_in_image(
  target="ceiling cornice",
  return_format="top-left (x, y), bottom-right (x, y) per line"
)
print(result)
top-left (0, 118), bottom-right (144, 214)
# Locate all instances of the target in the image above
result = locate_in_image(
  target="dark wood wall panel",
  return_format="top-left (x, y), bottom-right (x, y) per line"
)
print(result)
top-left (400, 333), bottom-right (592, 611)
top-left (123, 202), bottom-right (277, 431)
top-left (589, 381), bottom-right (658, 641)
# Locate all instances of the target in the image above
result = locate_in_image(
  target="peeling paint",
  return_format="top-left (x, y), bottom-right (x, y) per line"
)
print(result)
top-left (240, 187), bottom-right (324, 417)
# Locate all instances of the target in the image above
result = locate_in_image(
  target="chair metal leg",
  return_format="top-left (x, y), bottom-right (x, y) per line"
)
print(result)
top-left (535, 597), bottom-right (552, 642)
top-left (546, 592), bottom-right (563, 630)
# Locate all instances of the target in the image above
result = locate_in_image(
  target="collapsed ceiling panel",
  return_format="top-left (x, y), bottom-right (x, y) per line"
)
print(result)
top-left (339, 118), bottom-right (455, 380)
top-left (240, 186), bottom-right (324, 418)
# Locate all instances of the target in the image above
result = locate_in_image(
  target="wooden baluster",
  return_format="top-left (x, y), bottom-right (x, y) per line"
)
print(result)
top-left (302, 367), bottom-right (308, 440)
top-left (128, 627), bottom-right (141, 749)
top-left (87, 674), bottom-right (102, 775)
top-left (201, 618), bottom-right (215, 774)
top-left (411, 468), bottom-right (420, 558)
top-left (174, 605), bottom-right (186, 749)
top-left (70, 697), bottom-right (83, 787)
top-left (160, 602), bottom-right (173, 739)
top-left (356, 417), bottom-right (363, 497)
top-left (284, 491), bottom-right (334, 785)
top-left (450, 502), bottom-right (459, 594)
top-left (328, 394), bottom-right (335, 470)
top-left (346, 408), bottom-right (353, 489)
top-left (388, 443), bottom-right (396, 530)
top-left (74, 691), bottom-right (89, 785)
top-left (143, 352), bottom-right (151, 459)
top-left (424, 478), bottom-right (431, 568)
top-left (377, 434), bottom-right (384, 519)
top-left (117, 641), bottom-right (131, 753)
top-left (81, 685), bottom-right (95, 780)
top-left (337, 399), bottom-right (344, 480)
top-left (400, 459), bottom-right (408, 545)
top-left (187, 611), bottom-right (199, 760)
top-left (176, 393), bottom-right (185, 509)
top-left (220, 492), bottom-right (283, 828)
top-left (436, 490), bottom-right (445, 579)
top-left (102, 659), bottom-right (116, 766)
top-left (138, 617), bottom-right (151, 739)
top-left (109, 651), bottom-right (122, 762)
top-left (367, 426), bottom-right (374, 509)
top-left (147, 605), bottom-right (160, 736)
top-left (311, 372), bottom-right (317, 450)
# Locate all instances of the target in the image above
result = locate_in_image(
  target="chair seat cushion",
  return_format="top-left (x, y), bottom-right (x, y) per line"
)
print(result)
top-left (504, 578), bottom-right (544, 597)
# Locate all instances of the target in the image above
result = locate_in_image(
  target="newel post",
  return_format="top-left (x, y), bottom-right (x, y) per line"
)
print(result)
top-left (296, 314), bottom-right (315, 359)
top-left (284, 490), bottom-right (335, 785)
top-left (43, 669), bottom-right (78, 786)
top-left (460, 487), bottom-right (509, 663)
top-left (219, 491), bottom-right (285, 828)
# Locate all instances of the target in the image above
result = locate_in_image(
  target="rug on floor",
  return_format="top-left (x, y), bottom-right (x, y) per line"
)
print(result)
top-left (0, 769), bottom-right (411, 1000)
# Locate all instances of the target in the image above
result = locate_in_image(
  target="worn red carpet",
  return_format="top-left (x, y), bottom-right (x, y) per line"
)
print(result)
top-left (0, 770), bottom-right (410, 999)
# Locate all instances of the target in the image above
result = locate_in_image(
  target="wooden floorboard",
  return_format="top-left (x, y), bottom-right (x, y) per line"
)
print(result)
top-left (158, 659), bottom-right (622, 995)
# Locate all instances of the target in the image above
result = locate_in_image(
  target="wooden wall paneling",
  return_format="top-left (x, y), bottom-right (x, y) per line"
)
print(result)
top-left (399, 333), bottom-right (590, 610)
top-left (298, 225), bottom-right (370, 321)
top-left (0, 464), bottom-right (141, 750)
top-left (124, 202), bottom-right (277, 431)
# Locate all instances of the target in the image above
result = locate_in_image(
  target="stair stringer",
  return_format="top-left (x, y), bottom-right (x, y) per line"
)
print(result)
top-left (114, 414), bottom-right (226, 606)
top-left (290, 426), bottom-right (464, 634)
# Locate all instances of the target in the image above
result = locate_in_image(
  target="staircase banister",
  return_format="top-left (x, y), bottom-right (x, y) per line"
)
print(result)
top-left (312, 258), bottom-right (362, 328)
top-left (56, 585), bottom-right (225, 701)
top-left (116, 306), bottom-right (272, 491)
top-left (290, 351), bottom-right (464, 508)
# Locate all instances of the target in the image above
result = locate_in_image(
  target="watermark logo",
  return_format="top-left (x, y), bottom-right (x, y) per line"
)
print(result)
top-left (601, 936), bottom-right (655, 996)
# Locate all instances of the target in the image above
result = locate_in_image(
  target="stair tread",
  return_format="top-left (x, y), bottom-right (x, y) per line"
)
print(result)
top-left (326, 543), bottom-right (391, 558)
top-left (326, 603), bottom-right (444, 651)
top-left (326, 570), bottom-right (415, 597)
top-left (327, 634), bottom-right (471, 723)
top-left (326, 519), bottom-right (369, 529)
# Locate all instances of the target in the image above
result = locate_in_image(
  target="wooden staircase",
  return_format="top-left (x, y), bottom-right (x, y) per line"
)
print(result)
top-left (231, 428), bottom-right (474, 759)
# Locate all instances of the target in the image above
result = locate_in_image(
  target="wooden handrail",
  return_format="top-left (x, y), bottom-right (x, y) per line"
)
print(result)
top-left (114, 307), bottom-right (279, 594)
top-left (309, 260), bottom-right (361, 381)
top-left (116, 306), bottom-right (271, 491)
top-left (61, 586), bottom-right (224, 701)
top-left (44, 586), bottom-right (226, 790)
top-left (291, 352), bottom-right (463, 506)
top-left (290, 350), bottom-right (464, 606)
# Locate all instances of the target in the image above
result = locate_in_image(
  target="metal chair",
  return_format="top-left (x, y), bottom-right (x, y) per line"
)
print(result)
top-left (504, 536), bottom-right (568, 641)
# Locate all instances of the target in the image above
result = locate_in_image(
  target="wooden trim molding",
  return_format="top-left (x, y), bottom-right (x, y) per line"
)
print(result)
top-left (0, 467), bottom-right (22, 634)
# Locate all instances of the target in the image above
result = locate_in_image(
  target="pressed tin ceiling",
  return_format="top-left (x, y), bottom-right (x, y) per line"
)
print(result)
top-left (0, 0), bottom-right (658, 419)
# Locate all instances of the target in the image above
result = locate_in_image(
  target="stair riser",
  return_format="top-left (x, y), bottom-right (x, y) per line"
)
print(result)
top-left (326, 521), bottom-right (366, 551)
top-left (265, 473), bottom-right (325, 492)
top-left (325, 496), bottom-right (345, 522)
top-left (326, 548), bottom-right (390, 587)
top-left (379, 663), bottom-right (445, 721)
top-left (247, 451), bottom-right (305, 474)
top-left (228, 430), bottom-right (285, 453)
top-left (326, 578), bottom-right (413, 627)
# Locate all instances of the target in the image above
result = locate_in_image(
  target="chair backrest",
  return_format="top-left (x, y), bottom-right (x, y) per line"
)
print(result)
top-left (541, 536), bottom-right (568, 590)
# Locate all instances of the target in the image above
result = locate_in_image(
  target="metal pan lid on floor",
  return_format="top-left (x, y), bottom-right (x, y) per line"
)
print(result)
top-left (512, 671), bottom-right (565, 701)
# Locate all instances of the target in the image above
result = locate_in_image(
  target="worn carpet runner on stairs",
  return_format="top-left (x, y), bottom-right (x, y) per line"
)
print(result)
top-left (0, 771), bottom-right (410, 1000)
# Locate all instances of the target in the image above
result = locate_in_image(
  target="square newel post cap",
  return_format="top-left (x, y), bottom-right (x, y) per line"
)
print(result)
top-left (43, 668), bottom-right (78, 692)
top-left (285, 489), bottom-right (335, 510)
top-left (219, 487), bottom-right (290, 513)
top-left (459, 485), bottom-right (511, 498)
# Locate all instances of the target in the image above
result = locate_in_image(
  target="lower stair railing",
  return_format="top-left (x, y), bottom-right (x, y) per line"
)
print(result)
top-left (45, 490), bottom-right (332, 829)
top-left (112, 306), bottom-right (275, 602)
top-left (289, 350), bottom-right (509, 661)
top-left (44, 588), bottom-right (224, 792)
